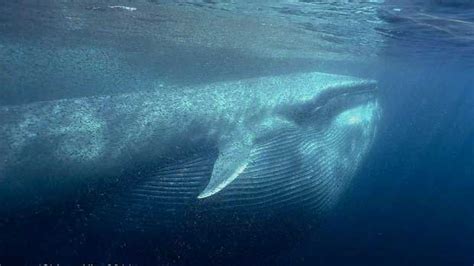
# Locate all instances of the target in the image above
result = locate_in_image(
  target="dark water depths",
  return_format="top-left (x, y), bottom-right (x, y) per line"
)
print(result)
top-left (0, 0), bottom-right (473, 265)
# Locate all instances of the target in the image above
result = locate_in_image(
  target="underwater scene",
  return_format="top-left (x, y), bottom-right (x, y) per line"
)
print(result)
top-left (0, 0), bottom-right (473, 265)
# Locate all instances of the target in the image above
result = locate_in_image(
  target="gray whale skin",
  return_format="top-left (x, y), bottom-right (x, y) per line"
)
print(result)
top-left (0, 71), bottom-right (379, 228)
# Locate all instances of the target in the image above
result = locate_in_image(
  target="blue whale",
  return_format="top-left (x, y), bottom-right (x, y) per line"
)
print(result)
top-left (0, 72), bottom-right (379, 229)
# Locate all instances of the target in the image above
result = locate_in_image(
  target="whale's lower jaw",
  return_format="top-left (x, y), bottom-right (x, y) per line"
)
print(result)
top-left (95, 101), bottom-right (379, 232)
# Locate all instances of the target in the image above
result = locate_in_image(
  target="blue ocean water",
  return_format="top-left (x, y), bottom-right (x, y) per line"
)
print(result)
top-left (0, 1), bottom-right (473, 265)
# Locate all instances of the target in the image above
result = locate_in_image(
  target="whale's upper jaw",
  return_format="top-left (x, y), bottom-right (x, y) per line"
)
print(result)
top-left (197, 79), bottom-right (378, 199)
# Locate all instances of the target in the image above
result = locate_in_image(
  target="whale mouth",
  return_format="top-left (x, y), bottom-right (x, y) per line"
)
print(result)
top-left (284, 81), bottom-right (378, 126)
top-left (317, 82), bottom-right (378, 109)
top-left (312, 83), bottom-right (378, 126)
top-left (337, 86), bottom-right (377, 99)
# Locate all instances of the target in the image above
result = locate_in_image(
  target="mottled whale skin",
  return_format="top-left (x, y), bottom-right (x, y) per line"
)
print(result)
top-left (0, 72), bottom-right (379, 225)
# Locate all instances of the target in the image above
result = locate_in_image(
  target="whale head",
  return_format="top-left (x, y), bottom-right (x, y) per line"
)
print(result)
top-left (197, 73), bottom-right (380, 214)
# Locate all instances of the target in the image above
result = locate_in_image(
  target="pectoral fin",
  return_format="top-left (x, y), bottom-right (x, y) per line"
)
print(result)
top-left (197, 141), bottom-right (252, 199)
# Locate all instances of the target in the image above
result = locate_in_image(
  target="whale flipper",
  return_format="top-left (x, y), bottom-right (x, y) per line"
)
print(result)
top-left (198, 139), bottom-right (252, 199)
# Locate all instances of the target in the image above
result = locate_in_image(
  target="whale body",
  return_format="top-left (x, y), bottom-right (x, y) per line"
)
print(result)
top-left (0, 72), bottom-right (379, 229)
